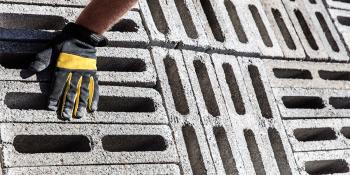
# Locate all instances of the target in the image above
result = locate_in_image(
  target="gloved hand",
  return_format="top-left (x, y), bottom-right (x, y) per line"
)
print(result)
top-left (28, 23), bottom-right (108, 120)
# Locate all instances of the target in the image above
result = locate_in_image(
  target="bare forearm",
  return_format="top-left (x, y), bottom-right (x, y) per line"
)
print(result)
top-left (76, 0), bottom-right (138, 34)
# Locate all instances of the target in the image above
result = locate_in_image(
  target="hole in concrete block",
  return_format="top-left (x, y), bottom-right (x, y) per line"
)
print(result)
top-left (164, 56), bottom-right (189, 115)
top-left (319, 70), bottom-right (350, 81)
top-left (244, 129), bottom-right (266, 175)
top-left (329, 97), bottom-right (350, 109)
top-left (5, 92), bottom-right (48, 110)
top-left (182, 125), bottom-right (206, 175)
top-left (222, 63), bottom-right (246, 115)
top-left (294, 9), bottom-right (319, 50)
top-left (273, 68), bottom-right (313, 79)
top-left (174, 0), bottom-right (199, 39)
top-left (109, 19), bottom-right (139, 32)
top-left (0, 13), bottom-right (67, 30)
top-left (97, 57), bottom-right (146, 72)
top-left (146, 0), bottom-right (169, 35)
top-left (249, 5), bottom-right (273, 47)
top-left (102, 135), bottom-right (166, 152)
top-left (309, 0), bottom-right (317, 4)
top-left (272, 8), bottom-right (296, 50)
top-left (214, 127), bottom-right (239, 175)
top-left (194, 60), bottom-right (220, 117)
top-left (224, 0), bottom-right (248, 43)
top-left (294, 127), bottom-right (337, 141)
top-left (248, 65), bottom-right (272, 119)
top-left (0, 53), bottom-right (35, 69)
top-left (282, 96), bottom-right (325, 109)
top-left (341, 127), bottom-right (350, 139)
top-left (338, 16), bottom-right (350, 26)
top-left (305, 159), bottom-right (349, 174)
top-left (268, 128), bottom-right (292, 175)
top-left (14, 135), bottom-right (91, 153)
top-left (334, 0), bottom-right (350, 4)
top-left (199, 0), bottom-right (225, 42)
top-left (316, 12), bottom-right (340, 52)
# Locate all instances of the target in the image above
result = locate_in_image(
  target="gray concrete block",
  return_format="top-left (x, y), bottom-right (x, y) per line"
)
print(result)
top-left (236, 56), bottom-right (300, 175)
top-left (0, 4), bottom-right (148, 47)
top-left (260, 0), bottom-right (306, 59)
top-left (264, 59), bottom-right (350, 89)
top-left (138, 0), bottom-right (209, 50)
top-left (273, 87), bottom-right (350, 118)
top-left (294, 150), bottom-right (350, 175)
top-left (281, 0), bottom-right (329, 60)
top-left (302, 0), bottom-right (349, 61)
top-left (6, 164), bottom-right (180, 175)
top-left (0, 81), bottom-right (168, 124)
top-left (0, 47), bottom-right (156, 87)
top-left (324, 0), bottom-right (350, 11)
top-left (284, 119), bottom-right (350, 152)
top-left (182, 50), bottom-right (252, 174)
top-left (329, 9), bottom-right (350, 51)
top-left (0, 123), bottom-right (178, 167)
top-left (151, 47), bottom-right (216, 174)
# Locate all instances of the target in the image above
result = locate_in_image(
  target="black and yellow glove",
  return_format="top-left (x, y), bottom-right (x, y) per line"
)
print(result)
top-left (28, 23), bottom-right (108, 120)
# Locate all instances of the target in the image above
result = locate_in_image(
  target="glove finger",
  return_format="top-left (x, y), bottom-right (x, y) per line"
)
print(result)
top-left (30, 47), bottom-right (53, 72)
top-left (88, 74), bottom-right (99, 112)
top-left (74, 74), bottom-right (91, 119)
top-left (61, 73), bottom-right (82, 120)
top-left (48, 70), bottom-right (70, 111)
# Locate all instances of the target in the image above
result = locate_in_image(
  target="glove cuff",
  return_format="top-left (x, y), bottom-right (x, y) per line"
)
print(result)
top-left (63, 22), bottom-right (109, 47)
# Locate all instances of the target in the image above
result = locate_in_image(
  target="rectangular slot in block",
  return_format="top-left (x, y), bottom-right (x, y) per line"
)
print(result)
top-left (268, 128), bottom-right (292, 175)
top-left (315, 12), bottom-right (340, 52)
top-left (102, 135), bottom-right (166, 152)
top-left (305, 159), bottom-right (349, 174)
top-left (174, 0), bottom-right (198, 39)
top-left (294, 9), bottom-right (319, 51)
top-left (272, 9), bottom-right (296, 50)
top-left (249, 5), bottom-right (272, 47)
top-left (282, 96), bottom-right (325, 109)
top-left (145, 0), bottom-right (169, 35)
top-left (244, 129), bottom-right (266, 175)
top-left (0, 13), bottom-right (66, 30)
top-left (293, 128), bottom-right (337, 142)
top-left (273, 68), bottom-right (312, 79)
top-left (224, 0), bottom-right (248, 43)
top-left (199, 0), bottom-right (225, 42)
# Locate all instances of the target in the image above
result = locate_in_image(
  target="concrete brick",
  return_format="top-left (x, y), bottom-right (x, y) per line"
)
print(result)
top-left (0, 4), bottom-right (148, 47)
top-left (138, 0), bottom-right (209, 50)
top-left (0, 81), bottom-right (168, 124)
top-left (264, 59), bottom-right (350, 89)
top-left (260, 0), bottom-right (306, 59)
top-left (273, 87), bottom-right (350, 118)
top-left (5, 164), bottom-right (180, 175)
top-left (329, 9), bottom-right (350, 51)
top-left (302, 0), bottom-right (349, 61)
top-left (0, 47), bottom-right (156, 87)
top-left (151, 47), bottom-right (216, 174)
top-left (294, 150), bottom-right (350, 175)
top-left (236, 56), bottom-right (300, 175)
top-left (0, 123), bottom-right (178, 167)
top-left (324, 0), bottom-right (350, 11)
top-left (284, 118), bottom-right (350, 152)
top-left (182, 50), bottom-right (253, 174)
top-left (281, 0), bottom-right (329, 60)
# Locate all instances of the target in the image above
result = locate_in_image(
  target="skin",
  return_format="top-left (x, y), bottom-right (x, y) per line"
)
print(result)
top-left (76, 0), bottom-right (138, 34)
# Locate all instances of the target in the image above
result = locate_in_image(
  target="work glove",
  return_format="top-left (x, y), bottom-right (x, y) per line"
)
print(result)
top-left (27, 23), bottom-right (108, 120)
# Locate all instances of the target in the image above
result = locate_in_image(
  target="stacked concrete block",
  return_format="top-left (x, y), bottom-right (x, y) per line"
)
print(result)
top-left (6, 164), bottom-right (180, 175)
top-left (260, 0), bottom-right (306, 59)
top-left (0, 4), bottom-right (148, 47)
top-left (235, 56), bottom-right (299, 174)
top-left (138, 0), bottom-right (209, 50)
top-left (329, 9), bottom-right (350, 51)
top-left (0, 123), bottom-right (178, 166)
top-left (151, 48), bottom-right (216, 174)
top-left (324, 0), bottom-right (350, 11)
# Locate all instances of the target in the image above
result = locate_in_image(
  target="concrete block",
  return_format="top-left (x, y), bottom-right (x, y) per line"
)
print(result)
top-left (302, 0), bottom-right (349, 61)
top-left (151, 47), bottom-right (216, 174)
top-left (5, 164), bottom-right (180, 175)
top-left (281, 0), bottom-right (329, 60)
top-left (182, 50), bottom-right (252, 174)
top-left (329, 9), bottom-right (350, 51)
top-left (138, 0), bottom-right (209, 50)
top-left (260, 0), bottom-right (306, 59)
top-left (236, 56), bottom-right (299, 175)
top-left (273, 87), bottom-right (350, 118)
top-left (0, 81), bottom-right (168, 124)
top-left (0, 47), bottom-right (156, 87)
top-left (0, 123), bottom-right (178, 167)
top-left (324, 0), bottom-right (350, 11)
top-left (264, 59), bottom-right (350, 89)
top-left (294, 150), bottom-right (350, 175)
top-left (284, 118), bottom-right (350, 152)
top-left (0, 4), bottom-right (148, 47)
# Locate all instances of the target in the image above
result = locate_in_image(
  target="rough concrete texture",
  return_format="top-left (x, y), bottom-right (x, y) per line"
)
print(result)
top-left (324, 0), bottom-right (350, 11)
top-left (329, 9), bottom-right (350, 51)
top-left (1, 123), bottom-right (178, 167)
